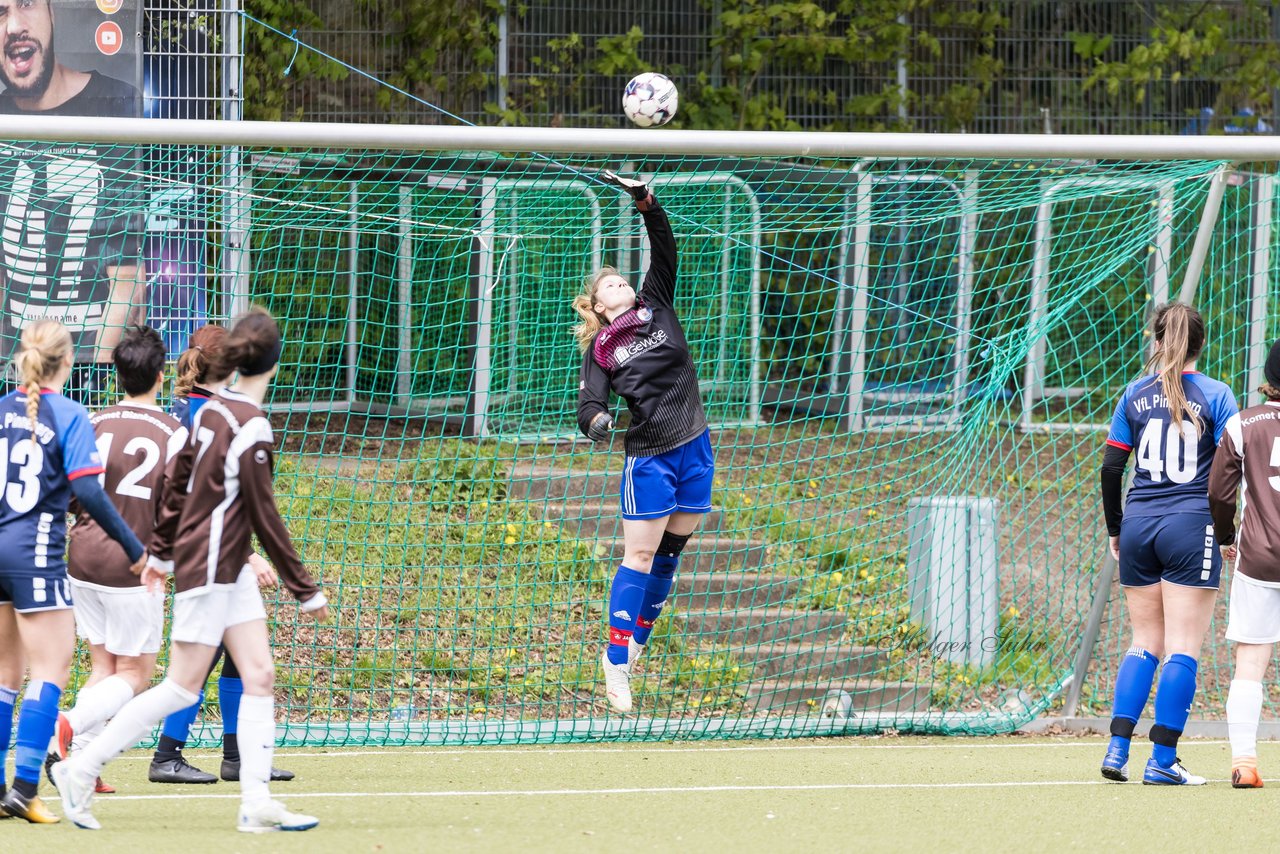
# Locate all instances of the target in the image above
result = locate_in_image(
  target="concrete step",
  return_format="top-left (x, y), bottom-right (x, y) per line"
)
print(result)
top-left (507, 468), bottom-right (615, 502)
top-left (546, 504), bottom-right (731, 539)
top-left (737, 642), bottom-right (889, 681)
top-left (608, 539), bottom-right (769, 573)
top-left (672, 572), bottom-right (804, 610)
top-left (744, 678), bottom-right (929, 715)
top-left (672, 607), bottom-right (846, 646)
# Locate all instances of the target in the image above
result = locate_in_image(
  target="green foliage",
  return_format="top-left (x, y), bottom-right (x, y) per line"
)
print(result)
top-left (242, 0), bottom-right (348, 121)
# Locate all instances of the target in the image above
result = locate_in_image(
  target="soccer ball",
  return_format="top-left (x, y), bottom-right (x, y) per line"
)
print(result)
top-left (623, 72), bottom-right (678, 128)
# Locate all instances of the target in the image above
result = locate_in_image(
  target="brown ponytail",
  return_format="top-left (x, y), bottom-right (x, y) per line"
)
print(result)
top-left (174, 324), bottom-right (228, 398)
top-left (1144, 302), bottom-right (1206, 436)
top-left (571, 267), bottom-right (617, 353)
top-left (216, 307), bottom-right (282, 378)
top-left (13, 320), bottom-right (72, 440)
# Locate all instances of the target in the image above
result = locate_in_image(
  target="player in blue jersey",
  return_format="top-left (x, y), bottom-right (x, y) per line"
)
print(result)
top-left (147, 324), bottom-right (291, 786)
top-left (1098, 302), bottom-right (1238, 785)
top-left (0, 319), bottom-right (146, 822)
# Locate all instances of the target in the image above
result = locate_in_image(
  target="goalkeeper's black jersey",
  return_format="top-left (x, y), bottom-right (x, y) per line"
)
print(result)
top-left (577, 201), bottom-right (708, 457)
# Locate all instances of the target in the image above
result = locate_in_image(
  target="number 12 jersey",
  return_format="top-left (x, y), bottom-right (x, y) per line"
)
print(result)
top-left (1107, 372), bottom-right (1239, 516)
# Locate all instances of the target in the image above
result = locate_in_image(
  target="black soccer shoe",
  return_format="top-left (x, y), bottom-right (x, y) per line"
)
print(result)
top-left (220, 759), bottom-right (295, 782)
top-left (149, 756), bottom-right (218, 784)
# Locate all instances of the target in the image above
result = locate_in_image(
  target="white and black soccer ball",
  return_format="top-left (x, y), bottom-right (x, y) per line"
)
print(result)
top-left (623, 72), bottom-right (678, 128)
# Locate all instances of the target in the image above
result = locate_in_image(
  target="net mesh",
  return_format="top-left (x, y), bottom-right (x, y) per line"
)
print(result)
top-left (30, 135), bottom-right (1270, 743)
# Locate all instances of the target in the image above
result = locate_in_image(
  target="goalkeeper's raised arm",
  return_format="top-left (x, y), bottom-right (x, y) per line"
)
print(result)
top-left (567, 170), bottom-right (715, 716)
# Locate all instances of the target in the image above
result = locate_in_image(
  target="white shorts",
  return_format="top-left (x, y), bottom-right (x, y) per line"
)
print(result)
top-left (1226, 570), bottom-right (1280, 644)
top-left (69, 579), bottom-right (164, 657)
top-left (171, 566), bottom-right (266, 647)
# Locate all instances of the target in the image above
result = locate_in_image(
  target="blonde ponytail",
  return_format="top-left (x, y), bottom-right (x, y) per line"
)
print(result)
top-left (14, 320), bottom-right (72, 440)
top-left (571, 267), bottom-right (618, 353)
top-left (174, 324), bottom-right (228, 398)
top-left (1144, 302), bottom-right (1206, 436)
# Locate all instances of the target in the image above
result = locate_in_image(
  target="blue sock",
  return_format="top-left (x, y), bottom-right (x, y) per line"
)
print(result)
top-left (1152, 654), bottom-right (1198, 768)
top-left (219, 677), bottom-right (243, 736)
top-left (0, 684), bottom-right (16, 789)
top-left (161, 690), bottom-right (204, 744)
top-left (1107, 647), bottom-right (1158, 757)
top-left (606, 566), bottom-right (648, 665)
top-left (633, 558), bottom-right (677, 646)
top-left (14, 680), bottom-right (60, 785)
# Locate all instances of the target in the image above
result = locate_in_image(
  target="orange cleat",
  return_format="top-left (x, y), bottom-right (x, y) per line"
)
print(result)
top-left (94, 777), bottom-right (115, 794)
top-left (1232, 765), bottom-right (1264, 788)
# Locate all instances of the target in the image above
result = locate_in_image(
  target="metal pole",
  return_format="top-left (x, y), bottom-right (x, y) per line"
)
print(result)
top-left (845, 172), bottom-right (871, 432)
top-left (221, 0), bottom-right (249, 318)
top-left (496, 3), bottom-right (509, 116)
top-left (397, 187), bottom-right (412, 404)
top-left (1063, 549), bottom-right (1119, 718)
top-left (1247, 174), bottom-right (1275, 400)
top-left (1177, 166), bottom-right (1232, 306)
top-left (347, 182), bottom-right (358, 403)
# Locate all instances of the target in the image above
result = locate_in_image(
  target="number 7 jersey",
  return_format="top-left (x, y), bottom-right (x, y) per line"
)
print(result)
top-left (1107, 372), bottom-right (1239, 516)
top-left (68, 403), bottom-right (186, 588)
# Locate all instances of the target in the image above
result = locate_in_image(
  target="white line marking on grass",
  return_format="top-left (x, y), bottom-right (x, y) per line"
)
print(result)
top-left (114, 739), bottom-right (1230, 762)
top-left (59, 779), bottom-right (1165, 804)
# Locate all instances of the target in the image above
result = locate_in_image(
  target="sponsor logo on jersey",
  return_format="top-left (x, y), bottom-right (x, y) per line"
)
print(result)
top-left (612, 329), bottom-right (669, 366)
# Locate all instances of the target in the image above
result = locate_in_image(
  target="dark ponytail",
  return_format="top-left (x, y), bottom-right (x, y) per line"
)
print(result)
top-left (217, 307), bottom-right (283, 379)
top-left (1144, 302), bottom-right (1206, 435)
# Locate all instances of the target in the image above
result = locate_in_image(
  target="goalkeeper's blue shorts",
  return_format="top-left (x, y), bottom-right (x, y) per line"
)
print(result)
top-left (1118, 512), bottom-right (1220, 589)
top-left (619, 430), bottom-right (714, 520)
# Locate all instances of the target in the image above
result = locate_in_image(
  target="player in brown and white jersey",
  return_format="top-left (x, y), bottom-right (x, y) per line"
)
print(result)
top-left (53, 308), bottom-right (327, 833)
top-left (47, 326), bottom-right (184, 793)
top-left (1208, 341), bottom-right (1280, 789)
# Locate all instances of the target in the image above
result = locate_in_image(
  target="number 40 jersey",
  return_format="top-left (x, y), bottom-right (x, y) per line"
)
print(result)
top-left (68, 404), bottom-right (186, 589)
top-left (1107, 372), bottom-right (1239, 517)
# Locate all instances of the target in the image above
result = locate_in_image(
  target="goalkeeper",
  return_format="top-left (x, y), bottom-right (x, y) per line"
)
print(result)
top-left (572, 172), bottom-right (714, 713)
top-left (1208, 339), bottom-right (1280, 789)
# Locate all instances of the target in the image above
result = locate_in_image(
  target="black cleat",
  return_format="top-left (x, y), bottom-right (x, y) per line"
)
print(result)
top-left (220, 759), bottom-right (295, 782)
top-left (0, 786), bottom-right (60, 823)
top-left (149, 756), bottom-right (218, 784)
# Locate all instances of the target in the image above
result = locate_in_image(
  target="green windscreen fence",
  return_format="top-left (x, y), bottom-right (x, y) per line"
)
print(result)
top-left (22, 137), bottom-right (1274, 743)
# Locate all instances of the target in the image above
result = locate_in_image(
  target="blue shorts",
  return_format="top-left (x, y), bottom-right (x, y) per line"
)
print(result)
top-left (1119, 513), bottom-right (1220, 589)
top-left (0, 561), bottom-right (74, 613)
top-left (620, 430), bottom-right (715, 520)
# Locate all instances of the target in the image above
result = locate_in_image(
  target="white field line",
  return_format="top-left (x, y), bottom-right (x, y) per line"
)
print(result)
top-left (57, 778), bottom-right (1196, 804)
top-left (114, 739), bottom-right (1231, 762)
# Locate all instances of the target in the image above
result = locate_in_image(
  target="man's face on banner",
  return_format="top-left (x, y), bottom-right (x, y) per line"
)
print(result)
top-left (0, 0), bottom-right (54, 98)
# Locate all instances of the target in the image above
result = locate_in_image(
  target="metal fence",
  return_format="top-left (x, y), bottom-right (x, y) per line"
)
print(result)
top-left (200, 1), bottom-right (1279, 134)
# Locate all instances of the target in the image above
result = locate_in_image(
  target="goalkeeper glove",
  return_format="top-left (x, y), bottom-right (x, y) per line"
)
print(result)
top-left (599, 170), bottom-right (652, 203)
top-left (586, 412), bottom-right (615, 443)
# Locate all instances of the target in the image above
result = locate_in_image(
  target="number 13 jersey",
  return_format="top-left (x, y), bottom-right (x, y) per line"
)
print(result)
top-left (1107, 371), bottom-right (1239, 517)
top-left (68, 403), bottom-right (186, 589)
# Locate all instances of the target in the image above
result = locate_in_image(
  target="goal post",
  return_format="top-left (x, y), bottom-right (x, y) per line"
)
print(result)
top-left (9, 114), bottom-right (1279, 744)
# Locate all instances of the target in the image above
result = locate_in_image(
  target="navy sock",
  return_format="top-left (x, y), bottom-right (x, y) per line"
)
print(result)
top-left (1107, 647), bottom-right (1158, 756)
top-left (156, 691), bottom-right (203, 759)
top-left (14, 680), bottom-right (60, 786)
top-left (0, 684), bottom-right (16, 789)
top-left (219, 676), bottom-right (243, 737)
top-left (634, 559), bottom-right (676, 646)
top-left (606, 566), bottom-right (648, 665)
top-left (1152, 654), bottom-right (1198, 767)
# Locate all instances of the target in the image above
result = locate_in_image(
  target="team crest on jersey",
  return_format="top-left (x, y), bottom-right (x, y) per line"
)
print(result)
top-left (254, 449), bottom-right (268, 464)
top-left (637, 307), bottom-right (652, 322)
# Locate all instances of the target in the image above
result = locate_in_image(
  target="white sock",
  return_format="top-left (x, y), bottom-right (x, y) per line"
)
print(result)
top-left (237, 693), bottom-right (276, 807)
top-left (71, 717), bottom-right (105, 754)
top-left (65, 675), bottom-right (135, 743)
top-left (1227, 679), bottom-right (1264, 761)
top-left (76, 679), bottom-right (197, 779)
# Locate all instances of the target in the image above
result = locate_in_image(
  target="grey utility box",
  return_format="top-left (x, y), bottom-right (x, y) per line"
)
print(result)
top-left (905, 496), bottom-right (1000, 668)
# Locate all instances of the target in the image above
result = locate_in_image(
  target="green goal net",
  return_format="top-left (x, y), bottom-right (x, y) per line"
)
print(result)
top-left (28, 132), bottom-right (1274, 743)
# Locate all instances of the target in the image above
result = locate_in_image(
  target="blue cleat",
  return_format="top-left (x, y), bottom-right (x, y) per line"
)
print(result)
top-left (1101, 747), bottom-right (1129, 782)
top-left (1142, 757), bottom-right (1206, 786)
